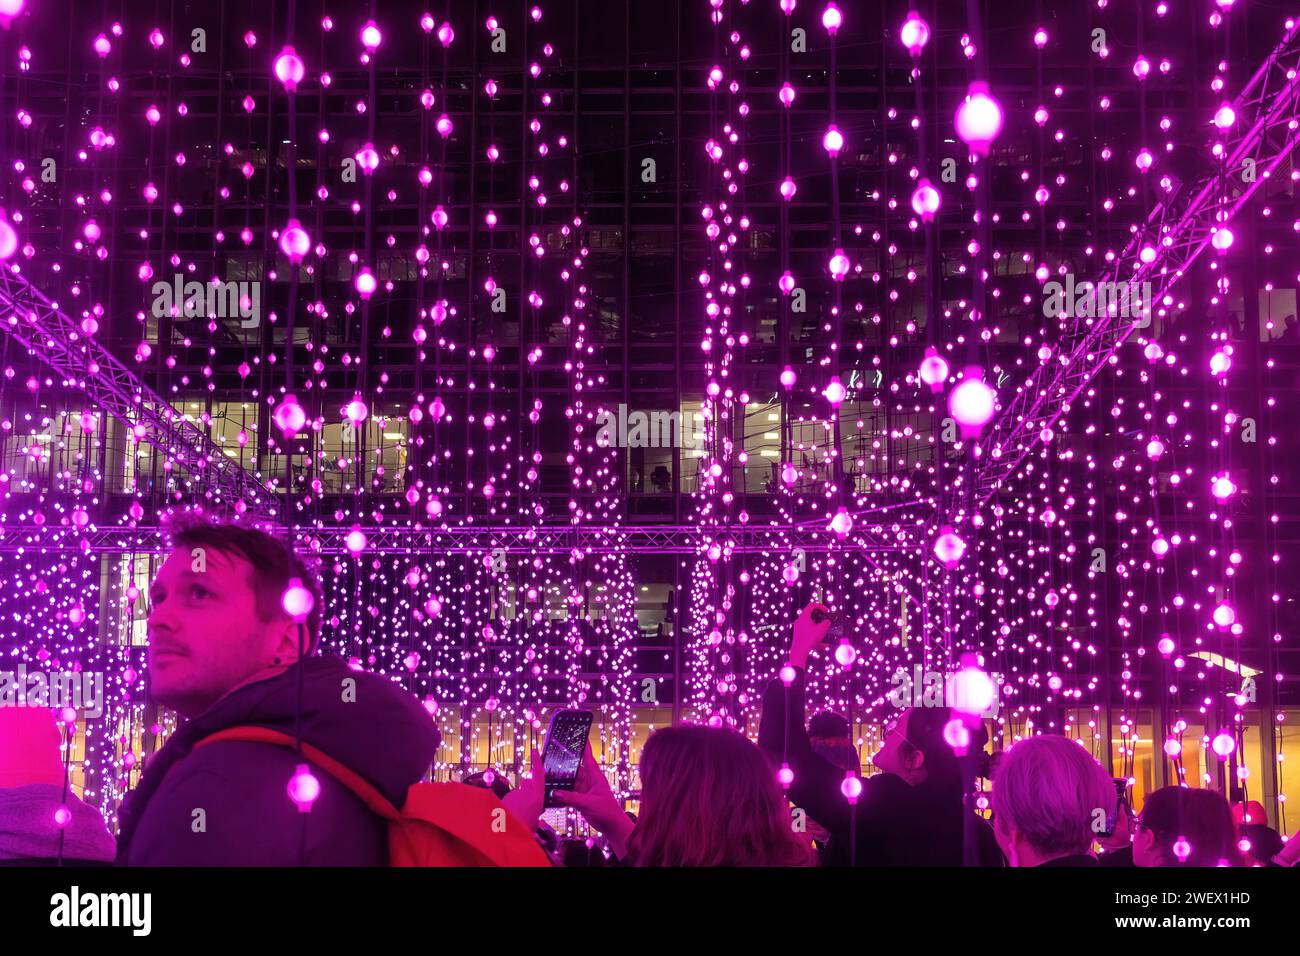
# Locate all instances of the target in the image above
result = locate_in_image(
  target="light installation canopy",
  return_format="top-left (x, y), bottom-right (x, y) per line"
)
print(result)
top-left (0, 0), bottom-right (1294, 822)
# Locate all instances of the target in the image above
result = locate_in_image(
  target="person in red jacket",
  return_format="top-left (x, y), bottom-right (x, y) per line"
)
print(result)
top-left (115, 517), bottom-right (438, 866)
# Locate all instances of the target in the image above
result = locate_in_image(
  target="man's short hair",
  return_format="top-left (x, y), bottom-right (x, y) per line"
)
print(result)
top-left (992, 734), bottom-right (1113, 858)
top-left (170, 516), bottom-right (323, 653)
top-left (808, 711), bottom-right (850, 740)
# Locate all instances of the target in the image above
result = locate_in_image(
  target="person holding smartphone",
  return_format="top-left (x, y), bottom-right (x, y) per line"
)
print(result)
top-left (757, 603), bottom-right (1002, 867)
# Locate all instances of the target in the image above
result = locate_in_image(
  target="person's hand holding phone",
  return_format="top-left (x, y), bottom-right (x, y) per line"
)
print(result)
top-left (554, 743), bottom-right (634, 859)
top-left (789, 601), bottom-right (832, 669)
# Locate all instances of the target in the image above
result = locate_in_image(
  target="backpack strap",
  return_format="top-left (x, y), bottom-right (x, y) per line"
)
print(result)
top-left (194, 725), bottom-right (402, 822)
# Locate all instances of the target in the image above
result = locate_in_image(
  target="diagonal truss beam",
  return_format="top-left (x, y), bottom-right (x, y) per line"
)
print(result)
top-left (0, 265), bottom-right (275, 516)
top-left (978, 20), bottom-right (1300, 502)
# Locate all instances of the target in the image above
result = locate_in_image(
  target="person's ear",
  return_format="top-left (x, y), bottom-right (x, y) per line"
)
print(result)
top-left (270, 615), bottom-right (306, 664)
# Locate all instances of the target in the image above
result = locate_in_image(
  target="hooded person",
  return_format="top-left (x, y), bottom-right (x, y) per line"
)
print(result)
top-left (114, 519), bottom-right (439, 866)
top-left (0, 706), bottom-right (116, 865)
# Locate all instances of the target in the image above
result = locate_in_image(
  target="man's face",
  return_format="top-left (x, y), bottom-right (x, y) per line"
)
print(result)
top-left (147, 547), bottom-right (283, 718)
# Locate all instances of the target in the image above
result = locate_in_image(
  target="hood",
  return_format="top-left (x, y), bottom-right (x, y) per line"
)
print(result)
top-left (117, 655), bottom-right (439, 852)
top-left (0, 784), bottom-right (116, 862)
top-left (178, 655), bottom-right (439, 805)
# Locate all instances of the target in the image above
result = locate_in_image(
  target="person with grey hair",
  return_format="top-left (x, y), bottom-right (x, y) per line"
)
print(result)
top-left (991, 734), bottom-right (1113, 867)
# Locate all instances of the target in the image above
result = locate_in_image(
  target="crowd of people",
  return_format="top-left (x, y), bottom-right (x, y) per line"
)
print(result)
top-left (1, 519), bottom-right (1296, 868)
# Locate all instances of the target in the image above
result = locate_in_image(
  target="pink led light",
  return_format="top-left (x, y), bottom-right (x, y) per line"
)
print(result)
top-left (829, 509), bottom-right (853, 537)
top-left (779, 366), bottom-right (796, 388)
top-left (948, 370), bottom-right (997, 432)
top-left (834, 639), bottom-right (856, 666)
top-left (278, 218), bottom-right (310, 261)
top-left (933, 528), bottom-right (967, 568)
top-left (779, 177), bottom-right (797, 201)
top-left (828, 249), bottom-right (850, 280)
top-left (1213, 603), bottom-right (1236, 628)
top-left (345, 394), bottom-right (369, 424)
top-left (949, 666), bottom-right (997, 716)
top-left (1211, 226), bottom-right (1234, 251)
top-left (778, 763), bottom-right (794, 787)
top-left (345, 527), bottom-right (368, 554)
top-left (273, 396), bottom-right (307, 437)
top-left (288, 764), bottom-right (321, 811)
top-left (355, 268), bottom-right (378, 298)
top-left (911, 179), bottom-right (941, 220)
top-left (360, 20), bottom-right (382, 50)
top-left (1158, 635), bottom-right (1176, 656)
top-left (1212, 733), bottom-right (1236, 758)
top-left (822, 125), bottom-right (844, 155)
top-left (1163, 739), bottom-right (1182, 758)
top-left (281, 578), bottom-right (315, 620)
top-left (273, 46), bottom-right (305, 90)
top-left (840, 774), bottom-right (863, 802)
top-left (900, 12), bottom-right (930, 56)
top-left (943, 718), bottom-right (971, 754)
top-left (778, 82), bottom-right (795, 107)
top-left (954, 82), bottom-right (1003, 155)
top-left (823, 377), bottom-right (847, 406)
top-left (821, 3), bottom-right (843, 34)
top-left (919, 348), bottom-right (949, 391)
top-left (1211, 475), bottom-right (1236, 500)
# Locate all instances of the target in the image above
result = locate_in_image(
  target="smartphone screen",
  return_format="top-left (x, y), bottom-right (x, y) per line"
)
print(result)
top-left (543, 709), bottom-right (593, 808)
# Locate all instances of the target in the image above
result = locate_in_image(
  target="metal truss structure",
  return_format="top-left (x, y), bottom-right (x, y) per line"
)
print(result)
top-left (0, 265), bottom-right (275, 516)
top-left (977, 20), bottom-right (1300, 502)
top-left (0, 522), bottom-right (915, 555)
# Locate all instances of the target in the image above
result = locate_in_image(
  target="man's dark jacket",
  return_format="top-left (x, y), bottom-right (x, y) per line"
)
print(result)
top-left (116, 655), bottom-right (438, 866)
top-left (758, 666), bottom-right (1003, 867)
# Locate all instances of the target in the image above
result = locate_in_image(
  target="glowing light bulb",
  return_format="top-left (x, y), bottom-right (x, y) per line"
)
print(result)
top-left (273, 396), bottom-right (306, 437)
top-left (822, 125), bottom-right (844, 155)
top-left (919, 349), bottom-right (949, 391)
top-left (840, 774), bottom-right (862, 802)
top-left (778, 82), bottom-right (795, 107)
top-left (948, 370), bottom-right (997, 433)
top-left (934, 528), bottom-right (967, 568)
top-left (345, 395), bottom-right (369, 424)
top-left (1214, 103), bottom-right (1236, 129)
top-left (821, 3), bottom-right (843, 34)
top-left (943, 718), bottom-right (971, 754)
top-left (823, 377), bottom-right (847, 406)
top-left (911, 179), bottom-right (941, 220)
top-left (288, 764), bottom-right (321, 811)
top-left (1157, 635), bottom-right (1176, 656)
top-left (1212, 733), bottom-right (1236, 758)
top-left (949, 666), bottom-right (997, 716)
top-left (954, 82), bottom-right (1003, 155)
top-left (778, 763), bottom-right (794, 787)
top-left (828, 249), bottom-right (850, 280)
top-left (273, 46), bottom-right (305, 90)
top-left (0, 214), bottom-right (17, 260)
top-left (360, 20), bottom-right (382, 50)
top-left (355, 268), bottom-right (377, 298)
top-left (900, 12), bottom-right (930, 56)
top-left (279, 218), bottom-right (310, 262)
top-left (1212, 227), bottom-right (1234, 251)
top-left (829, 509), bottom-right (853, 537)
top-left (281, 578), bottom-right (314, 620)
top-left (780, 366), bottom-right (796, 388)
top-left (1213, 603), bottom-right (1236, 628)
top-left (1211, 475), bottom-right (1236, 500)
top-left (779, 177), bottom-right (797, 201)
top-left (834, 639), bottom-right (856, 666)
top-left (345, 527), bottom-right (368, 554)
